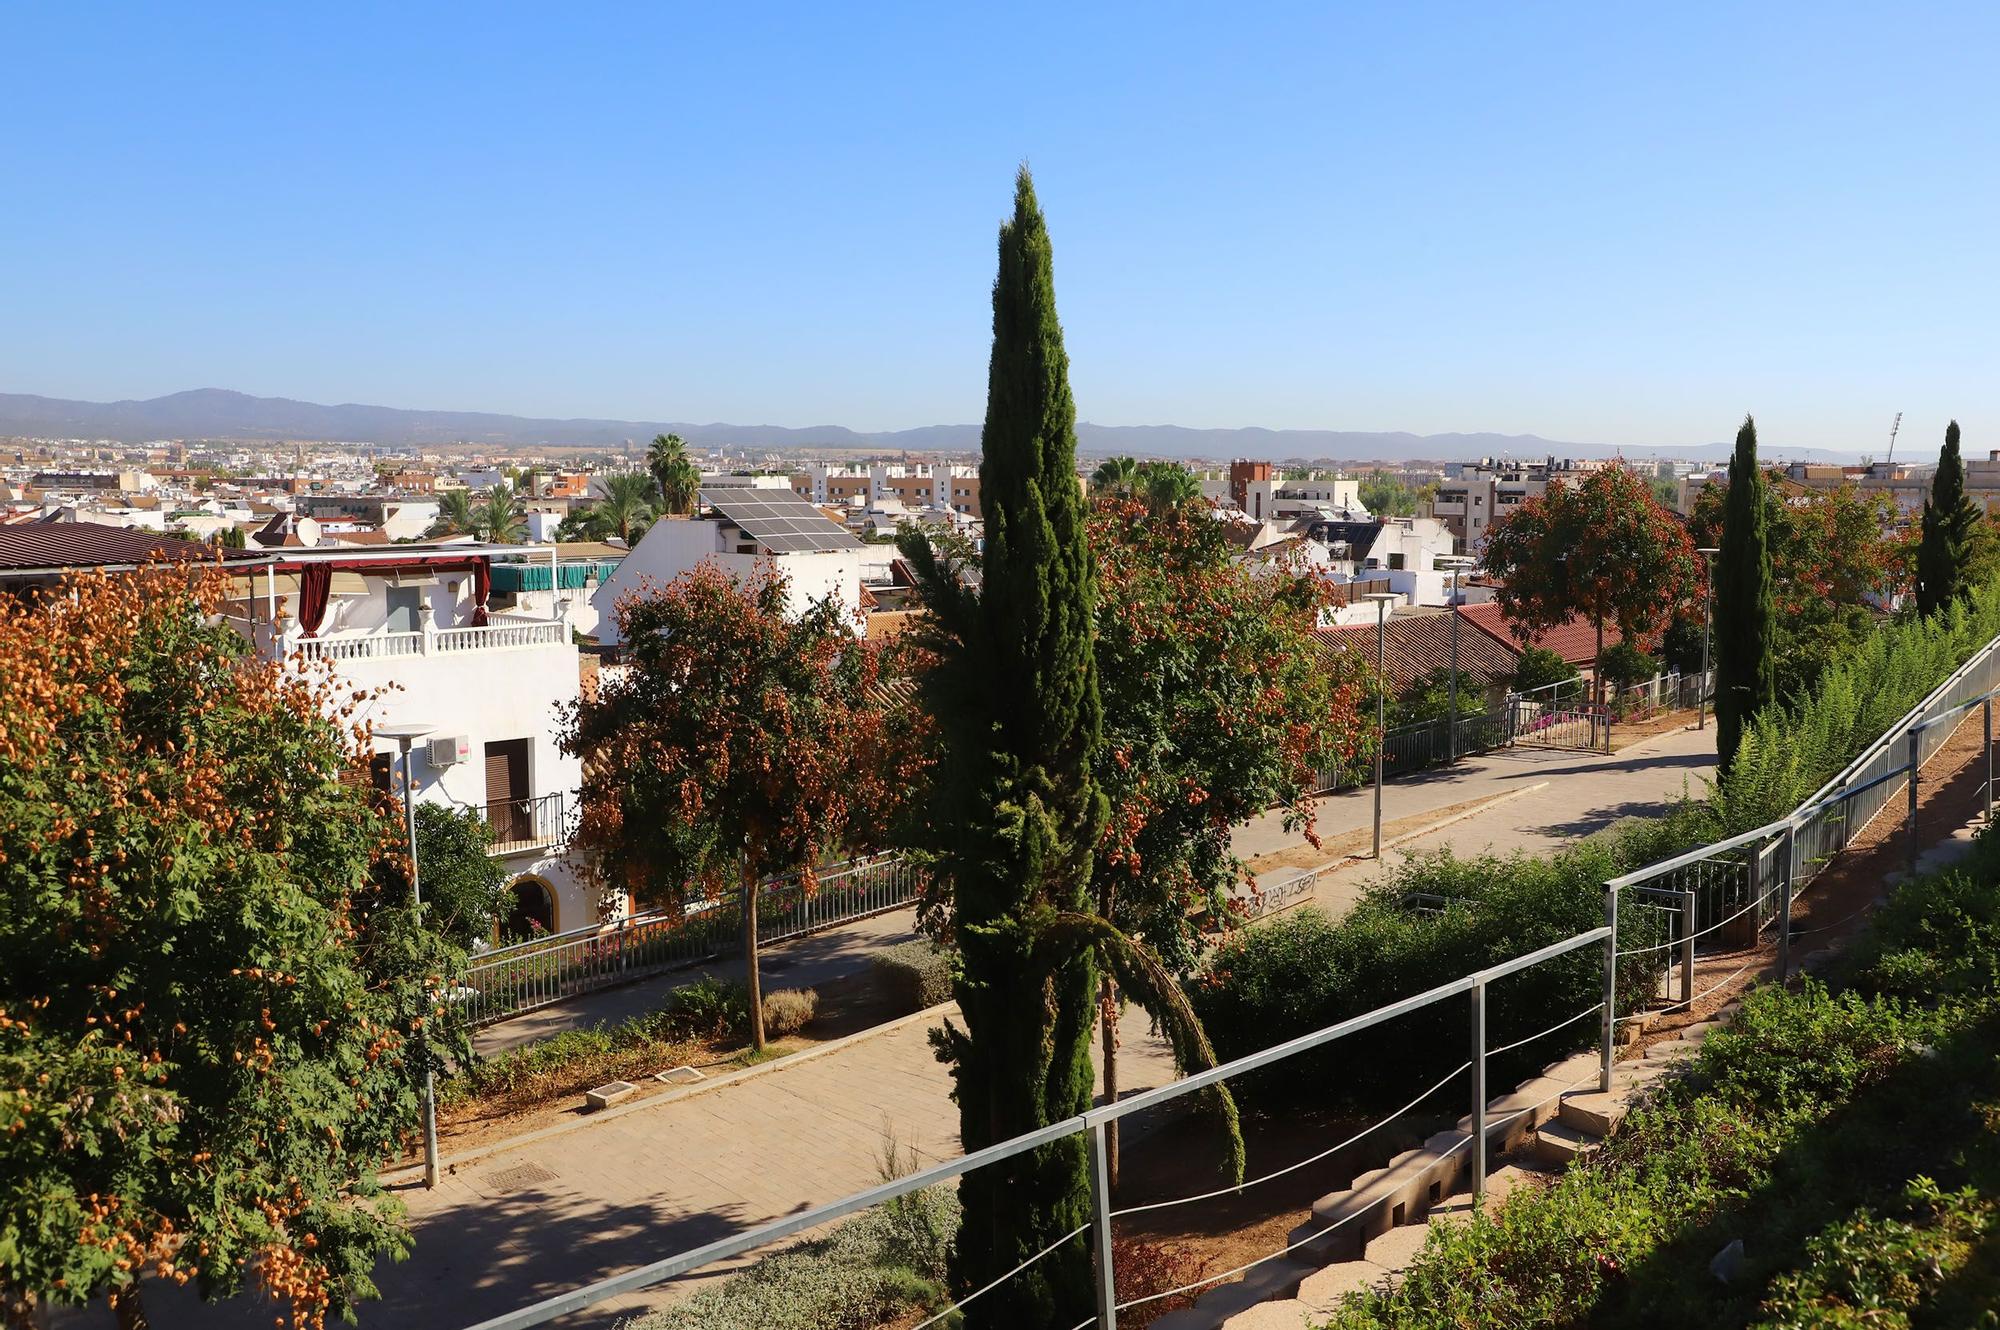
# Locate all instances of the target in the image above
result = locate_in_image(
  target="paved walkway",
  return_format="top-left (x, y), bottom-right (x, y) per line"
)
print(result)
top-left (1235, 722), bottom-right (1716, 918)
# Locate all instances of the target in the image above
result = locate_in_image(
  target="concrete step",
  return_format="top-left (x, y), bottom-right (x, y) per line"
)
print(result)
top-left (1148, 1256), bottom-right (1318, 1330)
top-left (1533, 1118), bottom-right (1600, 1168)
top-left (1218, 1298), bottom-right (1316, 1330)
top-left (1295, 1259), bottom-right (1395, 1313)
top-left (1363, 1219), bottom-right (1433, 1269)
top-left (1645, 1037), bottom-right (1701, 1061)
top-left (1558, 1089), bottom-right (1627, 1137)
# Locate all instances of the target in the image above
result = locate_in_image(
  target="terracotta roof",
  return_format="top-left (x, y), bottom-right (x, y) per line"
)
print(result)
top-left (1456, 601), bottom-right (1622, 666)
top-left (1317, 610), bottom-right (1523, 693)
top-left (0, 524), bottom-right (256, 573)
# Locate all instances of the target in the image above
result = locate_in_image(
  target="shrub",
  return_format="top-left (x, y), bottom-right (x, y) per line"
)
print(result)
top-left (1190, 812), bottom-right (1702, 1110)
top-left (1513, 645), bottom-right (1581, 694)
top-left (762, 987), bottom-right (819, 1038)
top-left (872, 940), bottom-right (954, 1014)
top-left (1599, 641), bottom-right (1660, 690)
top-left (668, 974), bottom-right (751, 1042)
top-left (624, 1185), bottom-right (960, 1330)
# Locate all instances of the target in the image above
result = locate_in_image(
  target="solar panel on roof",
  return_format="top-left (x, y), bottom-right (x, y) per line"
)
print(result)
top-left (700, 488), bottom-right (859, 554)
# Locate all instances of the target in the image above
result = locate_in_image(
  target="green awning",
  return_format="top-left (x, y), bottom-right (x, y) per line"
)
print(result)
top-left (489, 560), bottom-right (619, 593)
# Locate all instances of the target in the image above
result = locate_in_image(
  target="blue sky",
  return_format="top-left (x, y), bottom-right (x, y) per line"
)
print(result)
top-left (3, 3), bottom-right (1995, 451)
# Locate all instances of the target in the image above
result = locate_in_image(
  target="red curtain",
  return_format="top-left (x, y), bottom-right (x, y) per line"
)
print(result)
top-left (298, 564), bottom-right (331, 638)
top-left (471, 558), bottom-right (490, 626)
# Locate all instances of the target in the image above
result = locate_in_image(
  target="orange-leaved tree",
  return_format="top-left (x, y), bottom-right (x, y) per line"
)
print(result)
top-left (561, 559), bottom-right (928, 1049)
top-left (0, 563), bottom-right (458, 1330)
top-left (1482, 466), bottom-right (1702, 703)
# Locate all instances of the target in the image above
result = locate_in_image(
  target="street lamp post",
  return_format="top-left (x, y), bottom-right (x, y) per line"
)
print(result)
top-left (1696, 548), bottom-right (1720, 730)
top-left (1439, 556), bottom-right (1474, 762)
top-left (1366, 592), bottom-right (1400, 858)
top-left (376, 722), bottom-right (440, 1189)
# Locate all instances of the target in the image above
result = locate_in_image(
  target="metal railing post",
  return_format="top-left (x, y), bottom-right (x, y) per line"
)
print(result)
top-left (1679, 889), bottom-right (1696, 1007)
top-left (1986, 697), bottom-right (1994, 826)
top-left (1776, 821), bottom-right (1795, 983)
top-left (1907, 728), bottom-right (1922, 872)
top-left (1600, 883), bottom-right (1617, 1094)
top-left (1088, 1122), bottom-right (1118, 1330)
top-left (1469, 979), bottom-right (1487, 1204)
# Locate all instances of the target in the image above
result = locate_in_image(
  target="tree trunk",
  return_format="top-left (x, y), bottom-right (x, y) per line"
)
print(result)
top-left (1594, 619), bottom-right (1605, 706)
top-left (1100, 971), bottom-right (1120, 1191)
top-left (110, 1287), bottom-right (150, 1330)
top-left (742, 862), bottom-right (766, 1051)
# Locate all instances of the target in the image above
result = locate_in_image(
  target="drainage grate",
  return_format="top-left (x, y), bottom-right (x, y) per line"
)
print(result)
top-left (483, 1162), bottom-right (560, 1193)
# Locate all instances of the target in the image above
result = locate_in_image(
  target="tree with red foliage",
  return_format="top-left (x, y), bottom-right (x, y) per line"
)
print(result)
top-left (1688, 469), bottom-right (1908, 698)
top-left (562, 560), bottom-right (927, 1049)
top-left (1088, 496), bottom-right (1367, 1181)
top-left (0, 564), bottom-right (455, 1329)
top-left (1481, 466), bottom-right (1702, 703)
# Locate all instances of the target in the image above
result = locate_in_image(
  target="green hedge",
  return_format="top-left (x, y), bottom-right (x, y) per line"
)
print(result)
top-left (872, 940), bottom-right (954, 1014)
top-left (1190, 811), bottom-right (1699, 1109)
top-left (1714, 581), bottom-right (2000, 833)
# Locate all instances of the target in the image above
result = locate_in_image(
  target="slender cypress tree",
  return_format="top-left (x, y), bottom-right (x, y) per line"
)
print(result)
top-left (1916, 420), bottom-right (1977, 616)
top-left (910, 167), bottom-right (1109, 1326)
top-left (1714, 415), bottom-right (1775, 771)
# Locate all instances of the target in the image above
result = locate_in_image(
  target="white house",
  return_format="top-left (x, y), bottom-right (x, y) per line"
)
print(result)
top-left (590, 487), bottom-right (865, 646)
top-left (223, 544), bottom-right (597, 938)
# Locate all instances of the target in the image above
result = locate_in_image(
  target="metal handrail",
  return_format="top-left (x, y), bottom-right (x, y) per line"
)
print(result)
top-left (461, 924), bottom-right (1612, 1330)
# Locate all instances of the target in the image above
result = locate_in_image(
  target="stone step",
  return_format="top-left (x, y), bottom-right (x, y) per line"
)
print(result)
top-left (1644, 1037), bottom-right (1701, 1061)
top-left (1363, 1218), bottom-right (1433, 1269)
top-left (1148, 1256), bottom-right (1318, 1330)
top-left (1558, 1089), bottom-right (1627, 1137)
top-left (1218, 1298), bottom-right (1316, 1330)
top-left (1295, 1258), bottom-right (1395, 1313)
top-left (1533, 1119), bottom-right (1600, 1168)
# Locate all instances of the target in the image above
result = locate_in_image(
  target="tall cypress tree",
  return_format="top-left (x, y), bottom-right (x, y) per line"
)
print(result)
top-left (904, 168), bottom-right (1110, 1326)
top-left (1715, 414), bottom-right (1775, 772)
top-left (1916, 420), bottom-right (1977, 617)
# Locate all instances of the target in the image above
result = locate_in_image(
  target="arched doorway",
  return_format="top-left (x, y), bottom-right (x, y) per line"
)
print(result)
top-left (502, 876), bottom-right (557, 941)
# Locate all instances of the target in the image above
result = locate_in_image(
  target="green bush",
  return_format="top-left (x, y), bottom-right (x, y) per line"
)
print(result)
top-left (1191, 813), bottom-right (1703, 1109)
top-left (762, 987), bottom-right (819, 1038)
top-left (625, 1185), bottom-right (959, 1330)
top-left (1600, 641), bottom-right (1660, 690)
top-left (872, 940), bottom-right (953, 1014)
top-left (1513, 646), bottom-right (1581, 694)
top-left (668, 973), bottom-right (752, 1042)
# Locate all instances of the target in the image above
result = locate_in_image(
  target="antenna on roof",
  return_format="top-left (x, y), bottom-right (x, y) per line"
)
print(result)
top-left (1886, 411), bottom-right (1902, 464)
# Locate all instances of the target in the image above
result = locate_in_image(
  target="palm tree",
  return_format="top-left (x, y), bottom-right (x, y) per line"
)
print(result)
top-left (1090, 456), bottom-right (1140, 497)
top-left (477, 483), bottom-right (527, 543)
top-left (429, 488), bottom-right (476, 538)
top-left (647, 434), bottom-right (701, 516)
top-left (1138, 460), bottom-right (1204, 514)
top-left (595, 472), bottom-right (660, 544)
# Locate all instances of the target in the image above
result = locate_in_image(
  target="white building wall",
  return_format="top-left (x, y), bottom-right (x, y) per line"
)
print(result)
top-left (591, 518), bottom-right (864, 644)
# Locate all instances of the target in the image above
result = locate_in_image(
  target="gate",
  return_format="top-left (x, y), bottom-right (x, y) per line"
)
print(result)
top-left (1506, 694), bottom-right (1611, 752)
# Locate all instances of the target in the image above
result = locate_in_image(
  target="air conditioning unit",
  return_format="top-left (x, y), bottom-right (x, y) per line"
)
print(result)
top-left (428, 735), bottom-right (471, 767)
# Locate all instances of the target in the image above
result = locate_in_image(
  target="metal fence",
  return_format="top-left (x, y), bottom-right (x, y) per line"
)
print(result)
top-left (459, 625), bottom-right (2000, 1330)
top-left (1609, 669), bottom-right (1714, 720)
top-left (457, 853), bottom-right (924, 1026)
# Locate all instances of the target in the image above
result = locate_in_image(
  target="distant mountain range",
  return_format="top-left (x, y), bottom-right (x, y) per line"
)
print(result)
top-left (0, 387), bottom-right (1870, 464)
